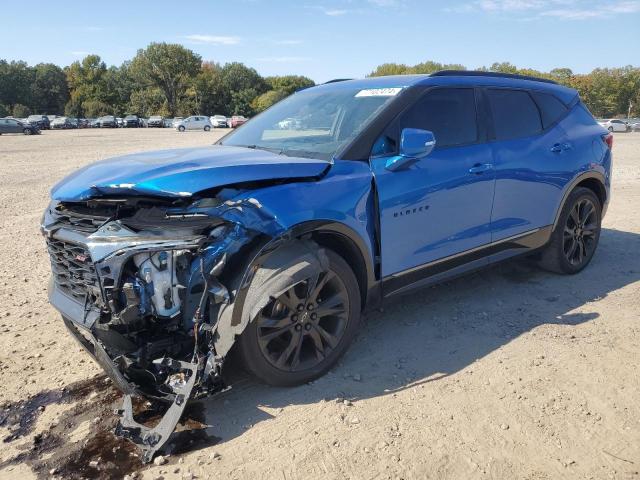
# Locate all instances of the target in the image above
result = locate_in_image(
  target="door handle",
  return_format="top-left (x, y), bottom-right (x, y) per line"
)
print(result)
top-left (468, 163), bottom-right (493, 174)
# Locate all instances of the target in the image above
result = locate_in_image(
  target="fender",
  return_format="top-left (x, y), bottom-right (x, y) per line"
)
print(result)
top-left (212, 220), bottom-right (379, 357)
top-left (552, 170), bottom-right (607, 231)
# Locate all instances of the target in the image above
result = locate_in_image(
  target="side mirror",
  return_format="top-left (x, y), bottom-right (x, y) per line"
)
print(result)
top-left (385, 128), bottom-right (436, 172)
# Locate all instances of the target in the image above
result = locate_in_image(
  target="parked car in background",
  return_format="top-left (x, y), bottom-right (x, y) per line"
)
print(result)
top-left (163, 118), bottom-right (174, 128)
top-left (598, 119), bottom-right (629, 132)
top-left (210, 115), bottom-right (228, 128)
top-left (116, 117), bottom-right (124, 128)
top-left (98, 115), bottom-right (117, 128)
top-left (77, 118), bottom-right (89, 129)
top-left (67, 118), bottom-right (79, 129)
top-left (0, 117), bottom-right (40, 135)
top-left (148, 115), bottom-right (164, 128)
top-left (172, 117), bottom-right (184, 128)
top-left (174, 115), bottom-right (212, 132)
top-left (230, 115), bottom-right (247, 128)
top-left (27, 115), bottom-right (50, 130)
top-left (89, 118), bottom-right (100, 128)
top-left (51, 117), bottom-right (74, 129)
top-left (123, 115), bottom-right (142, 128)
top-left (47, 115), bottom-right (58, 124)
top-left (628, 118), bottom-right (640, 132)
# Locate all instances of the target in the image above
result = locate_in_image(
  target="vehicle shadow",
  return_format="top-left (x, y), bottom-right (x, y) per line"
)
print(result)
top-left (187, 227), bottom-right (640, 450)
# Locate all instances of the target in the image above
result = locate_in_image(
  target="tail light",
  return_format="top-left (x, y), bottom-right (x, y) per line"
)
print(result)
top-left (602, 133), bottom-right (613, 150)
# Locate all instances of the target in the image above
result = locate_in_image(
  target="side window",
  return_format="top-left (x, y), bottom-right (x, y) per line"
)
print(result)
top-left (487, 89), bottom-right (542, 140)
top-left (531, 92), bottom-right (568, 129)
top-left (399, 88), bottom-right (478, 148)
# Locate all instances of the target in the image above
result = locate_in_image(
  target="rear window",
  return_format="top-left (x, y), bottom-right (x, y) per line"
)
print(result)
top-left (531, 92), bottom-right (568, 129)
top-left (488, 89), bottom-right (542, 140)
top-left (399, 88), bottom-right (478, 148)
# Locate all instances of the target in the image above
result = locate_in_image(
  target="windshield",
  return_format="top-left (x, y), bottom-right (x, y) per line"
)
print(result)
top-left (220, 85), bottom-right (402, 159)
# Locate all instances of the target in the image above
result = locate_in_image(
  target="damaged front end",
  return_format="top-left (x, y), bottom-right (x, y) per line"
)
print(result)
top-left (41, 190), bottom-right (285, 462)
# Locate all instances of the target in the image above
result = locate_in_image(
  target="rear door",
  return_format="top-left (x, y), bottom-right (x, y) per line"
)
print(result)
top-left (486, 88), bottom-right (570, 241)
top-left (372, 87), bottom-right (496, 278)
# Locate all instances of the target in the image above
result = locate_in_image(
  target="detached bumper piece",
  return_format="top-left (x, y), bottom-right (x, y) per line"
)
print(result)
top-left (114, 359), bottom-right (199, 464)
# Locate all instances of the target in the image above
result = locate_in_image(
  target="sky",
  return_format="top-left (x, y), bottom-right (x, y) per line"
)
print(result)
top-left (2, 0), bottom-right (639, 82)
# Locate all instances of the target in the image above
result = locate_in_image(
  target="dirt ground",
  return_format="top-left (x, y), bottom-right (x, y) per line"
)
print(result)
top-left (0, 128), bottom-right (638, 480)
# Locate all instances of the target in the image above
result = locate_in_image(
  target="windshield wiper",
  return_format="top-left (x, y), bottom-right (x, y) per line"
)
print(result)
top-left (243, 144), bottom-right (284, 155)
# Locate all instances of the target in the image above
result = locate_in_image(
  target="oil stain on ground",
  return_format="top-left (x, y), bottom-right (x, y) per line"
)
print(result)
top-left (0, 375), bottom-right (220, 479)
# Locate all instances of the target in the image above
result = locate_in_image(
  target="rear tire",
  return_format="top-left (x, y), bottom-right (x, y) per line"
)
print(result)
top-left (178, 126), bottom-right (185, 132)
top-left (23, 128), bottom-right (32, 135)
top-left (238, 248), bottom-right (361, 387)
top-left (538, 187), bottom-right (602, 274)
top-left (204, 125), bottom-right (211, 132)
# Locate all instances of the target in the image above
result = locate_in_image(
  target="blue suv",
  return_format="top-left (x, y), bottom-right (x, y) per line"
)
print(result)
top-left (41, 71), bottom-right (611, 460)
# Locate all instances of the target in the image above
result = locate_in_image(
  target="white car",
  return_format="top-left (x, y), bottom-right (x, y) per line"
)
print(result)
top-left (175, 116), bottom-right (212, 132)
top-left (210, 115), bottom-right (228, 128)
top-left (598, 119), bottom-right (629, 132)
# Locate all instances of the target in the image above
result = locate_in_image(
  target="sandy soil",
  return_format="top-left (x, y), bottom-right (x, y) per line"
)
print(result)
top-left (0, 128), bottom-right (638, 480)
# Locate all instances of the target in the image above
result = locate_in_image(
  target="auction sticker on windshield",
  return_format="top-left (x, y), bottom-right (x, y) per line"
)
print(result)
top-left (355, 87), bottom-right (404, 97)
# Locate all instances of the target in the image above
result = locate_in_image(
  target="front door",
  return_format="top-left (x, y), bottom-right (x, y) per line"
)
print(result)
top-left (372, 87), bottom-right (496, 278)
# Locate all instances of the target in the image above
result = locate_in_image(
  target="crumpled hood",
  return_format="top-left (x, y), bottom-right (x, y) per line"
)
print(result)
top-left (51, 145), bottom-right (331, 201)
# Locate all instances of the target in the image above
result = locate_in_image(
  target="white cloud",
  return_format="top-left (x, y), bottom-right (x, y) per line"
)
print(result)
top-left (273, 39), bottom-right (303, 45)
top-left (447, 0), bottom-right (640, 18)
top-left (323, 8), bottom-right (349, 15)
top-left (183, 34), bottom-right (241, 45)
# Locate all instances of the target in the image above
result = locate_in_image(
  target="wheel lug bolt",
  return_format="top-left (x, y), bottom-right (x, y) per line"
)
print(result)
top-left (307, 303), bottom-right (314, 310)
top-left (295, 324), bottom-right (302, 331)
top-left (297, 304), bottom-right (304, 312)
top-left (311, 313), bottom-right (317, 320)
top-left (305, 323), bottom-right (312, 331)
top-left (291, 314), bottom-right (298, 322)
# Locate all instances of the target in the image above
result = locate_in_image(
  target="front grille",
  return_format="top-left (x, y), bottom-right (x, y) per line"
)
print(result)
top-left (46, 238), bottom-right (100, 303)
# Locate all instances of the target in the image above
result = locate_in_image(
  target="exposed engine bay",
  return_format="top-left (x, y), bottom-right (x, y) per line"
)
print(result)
top-left (41, 189), bottom-right (295, 462)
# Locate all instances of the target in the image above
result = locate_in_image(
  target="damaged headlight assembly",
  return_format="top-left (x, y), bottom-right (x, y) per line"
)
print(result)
top-left (42, 195), bottom-right (281, 462)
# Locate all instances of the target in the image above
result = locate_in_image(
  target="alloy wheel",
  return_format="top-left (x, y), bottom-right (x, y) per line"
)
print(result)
top-left (256, 270), bottom-right (349, 372)
top-left (563, 198), bottom-right (598, 266)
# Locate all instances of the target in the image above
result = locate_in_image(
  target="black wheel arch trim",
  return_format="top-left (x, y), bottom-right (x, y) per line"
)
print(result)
top-left (552, 171), bottom-right (607, 231)
top-left (211, 220), bottom-right (380, 357)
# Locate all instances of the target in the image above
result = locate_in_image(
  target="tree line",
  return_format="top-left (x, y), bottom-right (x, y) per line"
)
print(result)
top-left (0, 42), bottom-right (314, 119)
top-left (369, 61), bottom-right (640, 118)
top-left (1, 44), bottom-right (638, 119)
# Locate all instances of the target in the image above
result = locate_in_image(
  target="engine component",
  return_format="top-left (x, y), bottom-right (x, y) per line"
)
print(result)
top-left (134, 251), bottom-right (182, 317)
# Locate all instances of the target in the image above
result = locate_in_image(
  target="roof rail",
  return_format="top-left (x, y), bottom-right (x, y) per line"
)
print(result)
top-left (324, 78), bottom-right (352, 84)
top-left (431, 70), bottom-right (558, 85)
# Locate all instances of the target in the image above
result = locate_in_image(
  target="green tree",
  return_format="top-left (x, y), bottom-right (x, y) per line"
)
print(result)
top-left (369, 63), bottom-right (411, 76)
top-left (0, 104), bottom-right (9, 117)
top-left (81, 99), bottom-right (112, 117)
top-left (252, 90), bottom-right (288, 113)
top-left (12, 104), bottom-right (31, 118)
top-left (129, 88), bottom-right (168, 117)
top-left (265, 75), bottom-right (314, 95)
top-left (30, 63), bottom-right (68, 114)
top-left (129, 43), bottom-right (202, 116)
top-left (0, 60), bottom-right (35, 109)
top-left (221, 62), bottom-right (269, 116)
top-left (193, 62), bottom-right (229, 115)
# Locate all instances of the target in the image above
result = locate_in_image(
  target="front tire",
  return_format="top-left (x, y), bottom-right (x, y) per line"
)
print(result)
top-left (178, 125), bottom-right (185, 132)
top-left (238, 248), bottom-right (361, 387)
top-left (204, 125), bottom-right (211, 132)
top-left (538, 187), bottom-right (602, 274)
